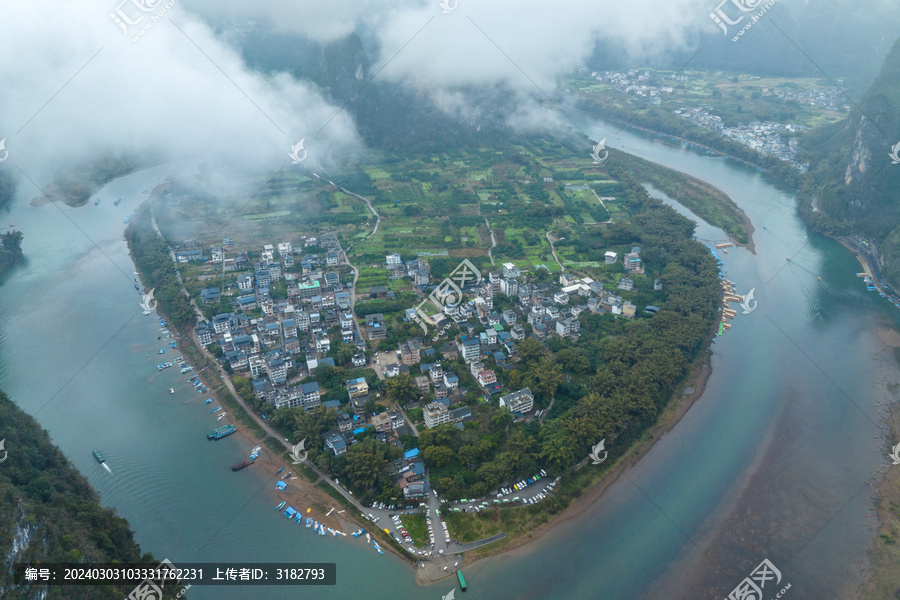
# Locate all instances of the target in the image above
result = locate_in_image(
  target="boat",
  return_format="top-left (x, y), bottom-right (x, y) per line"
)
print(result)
top-left (169, 388), bottom-right (175, 394)
top-left (92, 449), bottom-right (105, 464)
top-left (817, 277), bottom-right (822, 281)
top-left (217, 414), bottom-right (227, 421)
top-left (786, 256), bottom-right (791, 261)
top-left (275, 467), bottom-right (285, 475)
top-left (276, 501), bottom-right (286, 510)
top-left (232, 459), bottom-right (252, 471)
top-left (114, 197), bottom-right (121, 206)
top-left (457, 570), bottom-right (467, 591)
top-left (94, 198), bottom-right (101, 206)
top-left (207, 424), bottom-right (236, 440)
top-left (211, 406), bottom-right (222, 412)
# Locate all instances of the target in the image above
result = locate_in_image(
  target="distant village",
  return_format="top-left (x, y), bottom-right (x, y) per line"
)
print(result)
top-left (585, 68), bottom-right (850, 173)
top-left (674, 106), bottom-right (810, 172)
top-left (184, 235), bottom-right (658, 500)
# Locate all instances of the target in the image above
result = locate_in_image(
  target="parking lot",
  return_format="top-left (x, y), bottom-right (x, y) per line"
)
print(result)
top-left (450, 469), bottom-right (558, 513)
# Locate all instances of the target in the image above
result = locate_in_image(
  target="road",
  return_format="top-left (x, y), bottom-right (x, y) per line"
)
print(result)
top-left (546, 231), bottom-right (565, 273)
top-left (485, 216), bottom-right (497, 266)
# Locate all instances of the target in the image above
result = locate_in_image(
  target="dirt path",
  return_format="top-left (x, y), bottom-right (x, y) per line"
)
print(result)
top-left (546, 231), bottom-right (565, 272)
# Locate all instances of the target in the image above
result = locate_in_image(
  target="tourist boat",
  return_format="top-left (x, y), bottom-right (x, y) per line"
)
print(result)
top-left (457, 570), bottom-right (467, 591)
top-left (232, 458), bottom-right (252, 471)
top-left (276, 501), bottom-right (286, 510)
top-left (92, 449), bottom-right (105, 464)
top-left (207, 425), bottom-right (236, 440)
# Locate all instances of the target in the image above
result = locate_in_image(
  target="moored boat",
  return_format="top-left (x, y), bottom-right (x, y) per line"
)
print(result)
top-left (207, 424), bottom-right (236, 440)
top-left (232, 459), bottom-right (252, 471)
top-left (276, 501), bottom-right (286, 510)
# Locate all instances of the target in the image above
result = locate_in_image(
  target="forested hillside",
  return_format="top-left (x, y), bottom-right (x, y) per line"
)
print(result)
top-left (0, 390), bottom-right (184, 599)
top-left (800, 36), bottom-right (900, 286)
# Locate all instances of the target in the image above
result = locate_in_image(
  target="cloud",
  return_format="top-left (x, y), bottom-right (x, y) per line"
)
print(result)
top-left (0, 0), bottom-right (360, 184)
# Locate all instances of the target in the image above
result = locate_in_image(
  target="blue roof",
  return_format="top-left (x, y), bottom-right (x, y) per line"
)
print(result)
top-left (404, 448), bottom-right (420, 459)
top-left (352, 427), bottom-right (367, 435)
top-left (300, 381), bottom-right (319, 393)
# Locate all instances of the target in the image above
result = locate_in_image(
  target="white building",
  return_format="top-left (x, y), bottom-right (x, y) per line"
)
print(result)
top-left (502, 263), bottom-right (521, 278)
top-left (423, 402), bottom-right (451, 429)
top-left (499, 388), bottom-right (534, 414)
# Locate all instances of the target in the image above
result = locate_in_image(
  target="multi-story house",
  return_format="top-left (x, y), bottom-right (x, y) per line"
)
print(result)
top-left (400, 340), bottom-right (420, 366)
top-left (458, 337), bottom-right (480, 363)
top-left (502, 263), bottom-right (520, 278)
top-left (500, 278), bottom-right (518, 297)
top-left (499, 388), bottom-right (534, 414)
top-left (423, 402), bottom-right (450, 429)
top-left (366, 313), bottom-right (387, 340)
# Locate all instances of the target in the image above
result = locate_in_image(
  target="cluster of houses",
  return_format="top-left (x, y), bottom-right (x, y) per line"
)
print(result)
top-left (588, 68), bottom-right (678, 106)
top-left (674, 106), bottom-right (810, 172)
top-left (189, 239), bottom-right (660, 486)
top-left (193, 235), bottom-right (370, 412)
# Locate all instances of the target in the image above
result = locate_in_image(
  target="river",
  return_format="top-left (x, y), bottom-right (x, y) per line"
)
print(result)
top-left (0, 119), bottom-right (898, 599)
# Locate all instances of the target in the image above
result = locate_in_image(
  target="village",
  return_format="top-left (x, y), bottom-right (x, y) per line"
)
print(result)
top-left (182, 233), bottom-right (657, 511)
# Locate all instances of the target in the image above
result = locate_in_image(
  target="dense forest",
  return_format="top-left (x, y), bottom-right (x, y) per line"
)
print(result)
top-left (0, 389), bottom-right (184, 599)
top-left (799, 36), bottom-right (900, 288)
top-left (126, 206), bottom-right (198, 328)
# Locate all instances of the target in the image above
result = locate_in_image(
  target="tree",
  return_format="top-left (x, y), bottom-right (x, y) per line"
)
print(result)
top-left (423, 445), bottom-right (455, 468)
top-left (344, 438), bottom-right (394, 492)
top-left (532, 358), bottom-right (563, 405)
top-left (385, 373), bottom-right (419, 406)
top-left (517, 338), bottom-right (546, 366)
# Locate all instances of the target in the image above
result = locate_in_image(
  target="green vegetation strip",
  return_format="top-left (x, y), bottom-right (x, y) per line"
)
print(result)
top-left (610, 153), bottom-right (750, 244)
top-left (217, 388), bottom-right (267, 439)
top-left (399, 513), bottom-right (429, 547)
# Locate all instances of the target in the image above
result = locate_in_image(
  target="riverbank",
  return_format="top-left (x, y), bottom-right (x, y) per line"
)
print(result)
top-left (443, 343), bottom-right (715, 571)
top-left (611, 148), bottom-right (755, 252)
top-left (859, 328), bottom-right (900, 599)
